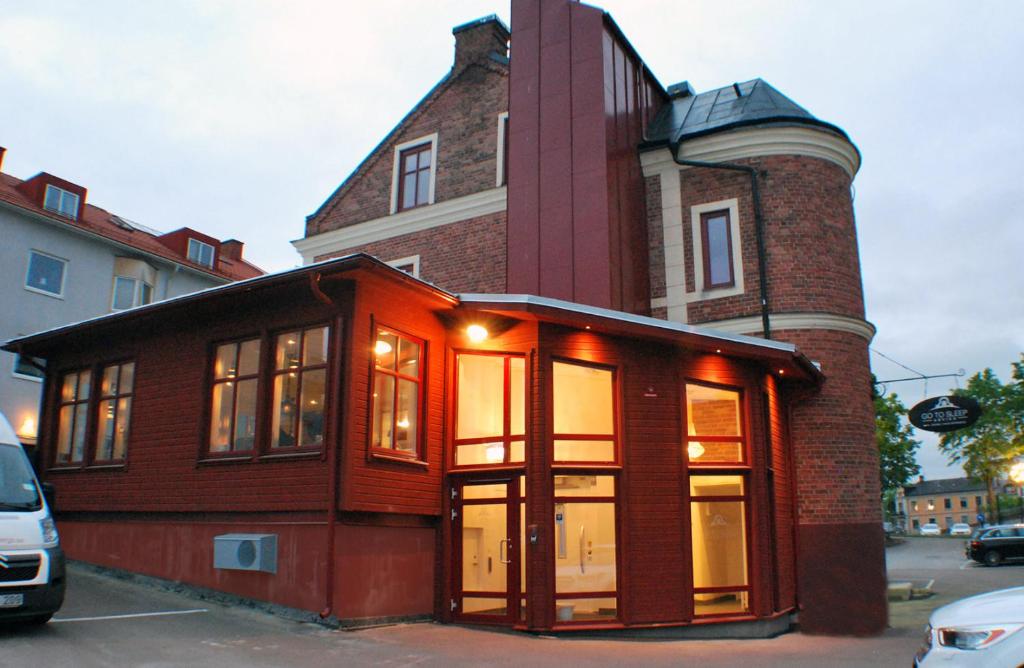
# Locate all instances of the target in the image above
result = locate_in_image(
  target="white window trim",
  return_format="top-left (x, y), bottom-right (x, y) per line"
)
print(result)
top-left (111, 275), bottom-right (140, 311)
top-left (187, 238), bottom-right (216, 268)
top-left (689, 198), bottom-right (744, 300)
top-left (11, 353), bottom-right (44, 383)
top-left (386, 254), bottom-right (421, 278)
top-left (43, 184), bottom-right (80, 219)
top-left (24, 249), bottom-right (68, 299)
top-left (390, 133), bottom-right (439, 214)
top-left (495, 111), bottom-right (509, 188)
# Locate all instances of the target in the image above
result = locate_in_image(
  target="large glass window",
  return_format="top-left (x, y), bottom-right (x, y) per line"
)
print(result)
top-left (685, 381), bottom-right (750, 617)
top-left (553, 361), bottom-right (616, 463)
top-left (25, 251), bottom-right (67, 297)
top-left (454, 353), bottom-right (525, 467)
top-left (685, 383), bottom-right (745, 464)
top-left (56, 370), bottom-right (91, 465)
top-left (94, 362), bottom-right (134, 463)
top-left (208, 338), bottom-right (261, 453)
top-left (554, 475), bottom-right (618, 622)
top-left (371, 328), bottom-right (424, 459)
top-left (690, 475), bottom-right (749, 616)
top-left (271, 326), bottom-right (328, 449)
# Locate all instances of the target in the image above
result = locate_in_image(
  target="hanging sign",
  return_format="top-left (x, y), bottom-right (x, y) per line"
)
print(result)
top-left (908, 395), bottom-right (981, 433)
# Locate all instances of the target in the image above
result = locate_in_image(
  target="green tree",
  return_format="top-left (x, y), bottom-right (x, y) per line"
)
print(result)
top-left (939, 368), bottom-right (1023, 517)
top-left (873, 385), bottom-right (921, 493)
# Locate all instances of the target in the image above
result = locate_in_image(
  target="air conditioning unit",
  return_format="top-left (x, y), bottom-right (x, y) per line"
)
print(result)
top-left (213, 533), bottom-right (277, 574)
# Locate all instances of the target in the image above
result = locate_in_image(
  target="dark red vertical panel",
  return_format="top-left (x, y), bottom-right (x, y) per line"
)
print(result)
top-left (507, 1), bottom-right (541, 295)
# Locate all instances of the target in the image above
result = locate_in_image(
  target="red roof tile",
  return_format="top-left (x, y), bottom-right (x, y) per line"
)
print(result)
top-left (0, 172), bottom-right (263, 281)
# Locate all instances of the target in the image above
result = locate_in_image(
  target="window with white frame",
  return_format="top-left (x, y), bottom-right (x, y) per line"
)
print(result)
top-left (187, 238), bottom-right (215, 268)
top-left (386, 255), bottom-right (420, 278)
top-left (43, 184), bottom-right (80, 219)
top-left (111, 276), bottom-right (154, 310)
top-left (391, 134), bottom-right (438, 213)
top-left (25, 250), bottom-right (67, 297)
top-left (689, 198), bottom-right (743, 298)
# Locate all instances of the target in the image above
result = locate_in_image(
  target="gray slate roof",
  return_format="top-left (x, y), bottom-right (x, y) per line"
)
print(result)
top-left (904, 477), bottom-right (987, 497)
top-left (644, 78), bottom-right (849, 147)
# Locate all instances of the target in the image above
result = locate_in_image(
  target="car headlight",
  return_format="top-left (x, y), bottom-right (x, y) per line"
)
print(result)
top-left (39, 516), bottom-right (59, 547)
top-left (937, 624), bottom-right (1024, 650)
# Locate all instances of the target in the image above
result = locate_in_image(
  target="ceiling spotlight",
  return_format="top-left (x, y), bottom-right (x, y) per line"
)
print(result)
top-left (467, 324), bottom-right (488, 343)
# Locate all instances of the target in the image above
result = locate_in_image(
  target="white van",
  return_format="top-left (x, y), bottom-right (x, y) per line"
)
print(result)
top-left (0, 413), bottom-right (65, 624)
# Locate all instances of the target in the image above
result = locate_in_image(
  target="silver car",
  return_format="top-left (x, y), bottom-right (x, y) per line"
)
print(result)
top-left (916, 586), bottom-right (1024, 667)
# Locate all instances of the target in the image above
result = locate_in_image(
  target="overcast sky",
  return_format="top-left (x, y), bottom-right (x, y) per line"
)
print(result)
top-left (2, 1), bottom-right (1022, 479)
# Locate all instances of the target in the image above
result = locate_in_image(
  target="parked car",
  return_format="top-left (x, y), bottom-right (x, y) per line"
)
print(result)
top-left (949, 523), bottom-right (972, 536)
top-left (915, 586), bottom-right (1024, 667)
top-left (919, 523), bottom-right (941, 536)
top-left (0, 412), bottom-right (66, 623)
top-left (965, 524), bottom-right (1024, 566)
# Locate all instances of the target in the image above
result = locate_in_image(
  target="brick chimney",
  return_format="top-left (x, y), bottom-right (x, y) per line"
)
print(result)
top-left (0, 147), bottom-right (6, 172)
top-left (220, 239), bottom-right (244, 261)
top-left (452, 15), bottom-right (509, 71)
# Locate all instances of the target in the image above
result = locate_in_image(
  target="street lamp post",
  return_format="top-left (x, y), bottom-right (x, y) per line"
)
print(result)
top-left (1010, 462), bottom-right (1024, 524)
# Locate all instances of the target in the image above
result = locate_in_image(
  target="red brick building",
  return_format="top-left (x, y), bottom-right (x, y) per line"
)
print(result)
top-left (295, 1), bottom-right (885, 635)
top-left (8, 0), bottom-right (885, 638)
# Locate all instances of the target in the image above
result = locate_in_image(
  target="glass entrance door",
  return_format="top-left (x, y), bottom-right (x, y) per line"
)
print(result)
top-left (454, 477), bottom-right (522, 623)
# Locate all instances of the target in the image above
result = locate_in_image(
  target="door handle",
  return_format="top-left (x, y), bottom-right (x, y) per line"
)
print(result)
top-left (499, 538), bottom-right (512, 564)
top-left (579, 525), bottom-right (586, 574)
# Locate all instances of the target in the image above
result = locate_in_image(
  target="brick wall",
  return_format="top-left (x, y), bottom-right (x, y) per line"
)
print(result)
top-left (316, 211), bottom-right (507, 294)
top-left (307, 62), bottom-right (508, 238)
top-left (648, 153), bottom-right (865, 325)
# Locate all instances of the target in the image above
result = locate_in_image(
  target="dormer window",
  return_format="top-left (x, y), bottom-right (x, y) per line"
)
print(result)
top-left (43, 184), bottom-right (80, 220)
top-left (187, 239), bottom-right (215, 268)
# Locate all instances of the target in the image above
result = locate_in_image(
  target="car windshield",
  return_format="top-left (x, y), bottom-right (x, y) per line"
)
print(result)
top-left (0, 443), bottom-right (41, 511)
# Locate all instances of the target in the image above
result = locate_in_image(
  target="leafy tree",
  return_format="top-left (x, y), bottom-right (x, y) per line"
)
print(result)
top-left (939, 368), bottom-right (1023, 516)
top-left (873, 384), bottom-right (920, 493)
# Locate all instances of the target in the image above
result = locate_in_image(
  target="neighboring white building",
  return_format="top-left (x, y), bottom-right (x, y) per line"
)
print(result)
top-left (0, 146), bottom-right (263, 453)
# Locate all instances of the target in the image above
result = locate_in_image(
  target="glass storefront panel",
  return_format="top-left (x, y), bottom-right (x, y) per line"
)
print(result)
top-left (686, 440), bottom-right (743, 463)
top-left (462, 502), bottom-right (508, 605)
top-left (689, 475), bottom-right (745, 498)
top-left (555, 597), bottom-right (617, 622)
top-left (694, 591), bottom-right (748, 616)
top-left (463, 483), bottom-right (508, 500)
top-left (553, 362), bottom-right (614, 435)
top-left (553, 475), bottom-right (615, 497)
top-left (553, 440), bottom-right (615, 462)
top-left (554, 496), bottom-right (616, 622)
top-left (686, 384), bottom-right (741, 436)
top-left (457, 355), bottom-right (505, 440)
top-left (690, 501), bottom-right (748, 590)
top-left (455, 442), bottom-right (507, 466)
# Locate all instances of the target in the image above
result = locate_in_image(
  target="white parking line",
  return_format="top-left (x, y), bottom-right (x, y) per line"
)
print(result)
top-left (51, 609), bottom-right (208, 623)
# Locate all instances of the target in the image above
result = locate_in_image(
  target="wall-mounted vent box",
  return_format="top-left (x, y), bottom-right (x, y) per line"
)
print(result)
top-left (213, 533), bottom-right (277, 574)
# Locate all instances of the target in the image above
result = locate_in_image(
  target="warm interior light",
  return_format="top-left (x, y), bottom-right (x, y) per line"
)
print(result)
top-left (467, 324), bottom-right (488, 343)
top-left (778, 369), bottom-right (785, 375)
top-left (396, 417), bottom-right (410, 429)
top-left (374, 339), bottom-right (393, 355)
top-left (715, 349), bottom-right (721, 354)
top-left (485, 442), bottom-right (505, 462)
top-left (687, 442), bottom-right (705, 460)
top-left (585, 325), bottom-right (591, 330)
top-left (16, 417), bottom-right (37, 440)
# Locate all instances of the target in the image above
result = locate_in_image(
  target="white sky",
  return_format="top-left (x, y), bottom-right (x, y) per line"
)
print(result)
top-left (2, 1), bottom-right (1022, 480)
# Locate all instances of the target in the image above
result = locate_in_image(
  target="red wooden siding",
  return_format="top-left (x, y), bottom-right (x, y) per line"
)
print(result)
top-left (339, 275), bottom-right (451, 515)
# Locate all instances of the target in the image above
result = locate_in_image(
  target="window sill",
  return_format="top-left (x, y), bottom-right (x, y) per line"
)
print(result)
top-left (24, 285), bottom-right (65, 300)
top-left (259, 449), bottom-right (323, 462)
top-left (370, 450), bottom-right (429, 469)
top-left (48, 465), bottom-right (86, 472)
top-left (86, 463), bottom-right (126, 470)
top-left (197, 455), bottom-right (255, 466)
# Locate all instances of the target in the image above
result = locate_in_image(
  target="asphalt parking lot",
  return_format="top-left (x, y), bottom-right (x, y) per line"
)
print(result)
top-left (0, 539), bottom-right (1018, 668)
